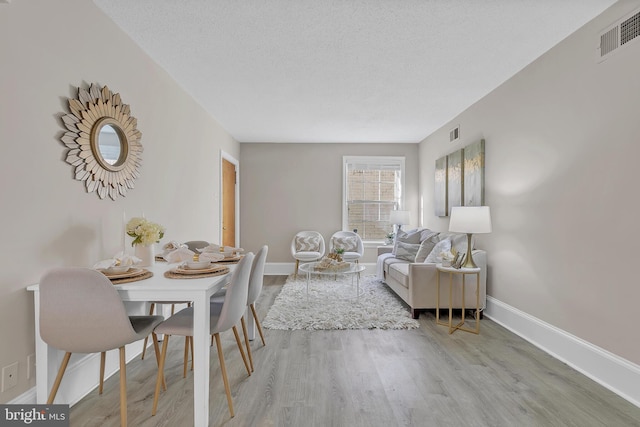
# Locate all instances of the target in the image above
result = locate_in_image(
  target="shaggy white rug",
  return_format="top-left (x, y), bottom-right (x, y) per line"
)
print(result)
top-left (263, 274), bottom-right (420, 330)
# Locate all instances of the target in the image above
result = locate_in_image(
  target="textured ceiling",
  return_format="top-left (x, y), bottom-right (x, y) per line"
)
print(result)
top-left (93, 0), bottom-right (616, 143)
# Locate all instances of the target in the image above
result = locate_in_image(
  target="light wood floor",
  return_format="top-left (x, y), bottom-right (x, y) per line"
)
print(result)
top-left (69, 276), bottom-right (640, 427)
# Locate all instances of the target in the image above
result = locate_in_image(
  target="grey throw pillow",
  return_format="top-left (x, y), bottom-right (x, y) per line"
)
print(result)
top-left (394, 241), bottom-right (421, 262)
top-left (392, 229), bottom-right (423, 255)
top-left (415, 235), bottom-right (438, 263)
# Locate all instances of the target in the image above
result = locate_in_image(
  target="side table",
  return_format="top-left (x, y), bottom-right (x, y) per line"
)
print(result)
top-left (436, 264), bottom-right (481, 335)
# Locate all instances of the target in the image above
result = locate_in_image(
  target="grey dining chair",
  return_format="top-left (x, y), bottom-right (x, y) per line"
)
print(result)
top-left (183, 240), bottom-right (210, 252)
top-left (151, 252), bottom-right (255, 419)
top-left (211, 245), bottom-right (268, 372)
top-left (141, 240), bottom-right (208, 361)
top-left (39, 267), bottom-right (164, 427)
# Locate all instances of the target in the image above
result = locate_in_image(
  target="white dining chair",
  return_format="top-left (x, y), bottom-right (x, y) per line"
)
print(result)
top-left (39, 267), bottom-right (164, 427)
top-left (152, 252), bottom-right (255, 419)
top-left (291, 231), bottom-right (325, 278)
top-left (329, 230), bottom-right (364, 263)
top-left (211, 245), bottom-right (268, 372)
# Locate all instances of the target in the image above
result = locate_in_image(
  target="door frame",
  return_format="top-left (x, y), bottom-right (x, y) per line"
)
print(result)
top-left (220, 150), bottom-right (240, 247)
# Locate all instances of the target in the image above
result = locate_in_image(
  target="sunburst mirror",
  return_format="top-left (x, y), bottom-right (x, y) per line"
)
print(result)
top-left (60, 83), bottom-right (143, 200)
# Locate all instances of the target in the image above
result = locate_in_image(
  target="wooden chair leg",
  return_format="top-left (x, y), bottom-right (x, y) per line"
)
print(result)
top-left (190, 335), bottom-right (194, 371)
top-left (214, 333), bottom-right (234, 418)
top-left (141, 303), bottom-right (155, 360)
top-left (250, 303), bottom-right (266, 346)
top-left (47, 352), bottom-right (71, 404)
top-left (152, 335), bottom-right (170, 416)
top-left (183, 337), bottom-right (190, 378)
top-left (151, 333), bottom-right (166, 391)
top-left (99, 352), bottom-right (106, 394)
top-left (294, 259), bottom-right (299, 279)
top-left (232, 325), bottom-right (251, 376)
top-left (118, 346), bottom-right (127, 427)
top-left (240, 316), bottom-right (254, 372)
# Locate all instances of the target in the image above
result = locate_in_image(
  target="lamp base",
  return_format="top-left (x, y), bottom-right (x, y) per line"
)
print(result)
top-left (461, 233), bottom-right (477, 269)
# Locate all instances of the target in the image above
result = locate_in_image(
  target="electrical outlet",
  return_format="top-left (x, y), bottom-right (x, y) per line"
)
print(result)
top-left (27, 354), bottom-right (36, 380)
top-left (1, 362), bottom-right (19, 392)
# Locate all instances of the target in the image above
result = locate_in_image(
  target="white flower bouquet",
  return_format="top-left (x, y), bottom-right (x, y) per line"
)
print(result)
top-left (126, 217), bottom-right (165, 246)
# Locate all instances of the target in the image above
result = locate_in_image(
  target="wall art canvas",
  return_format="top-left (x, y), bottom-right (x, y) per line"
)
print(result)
top-left (463, 139), bottom-right (485, 206)
top-left (447, 149), bottom-right (463, 215)
top-left (434, 156), bottom-right (448, 216)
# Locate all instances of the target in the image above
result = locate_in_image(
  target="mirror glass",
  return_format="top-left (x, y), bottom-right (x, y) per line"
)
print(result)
top-left (97, 124), bottom-right (122, 166)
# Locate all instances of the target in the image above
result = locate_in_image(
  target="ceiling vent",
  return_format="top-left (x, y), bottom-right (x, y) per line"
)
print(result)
top-left (449, 125), bottom-right (460, 143)
top-left (598, 8), bottom-right (640, 62)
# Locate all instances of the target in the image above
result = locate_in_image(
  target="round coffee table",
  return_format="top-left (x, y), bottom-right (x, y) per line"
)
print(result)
top-left (298, 262), bottom-right (366, 299)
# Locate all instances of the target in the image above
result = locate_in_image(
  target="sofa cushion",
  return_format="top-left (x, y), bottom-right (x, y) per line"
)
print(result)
top-left (424, 239), bottom-right (452, 263)
top-left (415, 234), bottom-right (439, 263)
top-left (392, 229), bottom-right (423, 255)
top-left (438, 232), bottom-right (473, 253)
top-left (388, 263), bottom-right (410, 288)
top-left (394, 241), bottom-right (421, 262)
top-left (383, 256), bottom-right (407, 272)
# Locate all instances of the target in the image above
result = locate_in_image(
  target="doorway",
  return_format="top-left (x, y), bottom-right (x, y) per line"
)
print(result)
top-left (221, 153), bottom-right (239, 247)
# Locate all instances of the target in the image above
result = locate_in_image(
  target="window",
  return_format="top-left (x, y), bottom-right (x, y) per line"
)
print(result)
top-left (343, 156), bottom-right (405, 241)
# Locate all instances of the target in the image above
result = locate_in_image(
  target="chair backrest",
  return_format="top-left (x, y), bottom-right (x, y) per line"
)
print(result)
top-left (184, 240), bottom-right (209, 252)
top-left (247, 245), bottom-right (268, 305)
top-left (330, 231), bottom-right (364, 255)
top-left (39, 268), bottom-right (138, 353)
top-left (290, 231), bottom-right (325, 256)
top-left (214, 252), bottom-right (254, 333)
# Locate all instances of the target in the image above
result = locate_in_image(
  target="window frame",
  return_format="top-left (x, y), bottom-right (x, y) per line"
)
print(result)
top-left (342, 155), bottom-right (406, 244)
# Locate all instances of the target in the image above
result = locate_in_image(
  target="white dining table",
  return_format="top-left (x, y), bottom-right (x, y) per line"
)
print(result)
top-left (27, 263), bottom-right (233, 426)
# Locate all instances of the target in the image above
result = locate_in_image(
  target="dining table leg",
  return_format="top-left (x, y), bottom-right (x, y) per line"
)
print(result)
top-left (192, 291), bottom-right (211, 426)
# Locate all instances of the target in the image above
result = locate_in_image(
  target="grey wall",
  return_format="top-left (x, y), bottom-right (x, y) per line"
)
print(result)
top-left (0, 0), bottom-right (238, 401)
top-left (239, 143), bottom-right (419, 264)
top-left (419, 0), bottom-right (640, 365)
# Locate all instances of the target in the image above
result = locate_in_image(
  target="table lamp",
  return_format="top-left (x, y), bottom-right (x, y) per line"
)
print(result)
top-left (448, 206), bottom-right (492, 269)
top-left (389, 210), bottom-right (410, 233)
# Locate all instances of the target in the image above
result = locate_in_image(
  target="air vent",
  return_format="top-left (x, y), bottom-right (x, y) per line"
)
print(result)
top-left (598, 8), bottom-right (640, 62)
top-left (449, 125), bottom-right (460, 143)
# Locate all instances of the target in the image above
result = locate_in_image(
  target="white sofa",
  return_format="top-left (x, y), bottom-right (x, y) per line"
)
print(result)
top-left (377, 229), bottom-right (487, 319)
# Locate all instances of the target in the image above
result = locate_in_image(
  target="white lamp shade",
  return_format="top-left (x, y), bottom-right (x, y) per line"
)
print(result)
top-left (449, 206), bottom-right (492, 234)
top-left (389, 210), bottom-right (410, 225)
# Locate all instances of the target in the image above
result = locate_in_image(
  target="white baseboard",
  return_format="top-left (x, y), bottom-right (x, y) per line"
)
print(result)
top-left (10, 341), bottom-right (145, 406)
top-left (485, 296), bottom-right (640, 408)
top-left (264, 262), bottom-right (377, 276)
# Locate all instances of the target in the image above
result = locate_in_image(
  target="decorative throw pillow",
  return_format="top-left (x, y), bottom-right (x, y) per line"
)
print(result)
top-left (438, 232), bottom-right (473, 253)
top-left (333, 236), bottom-right (357, 252)
top-left (424, 239), bottom-right (452, 264)
top-left (415, 234), bottom-right (439, 263)
top-left (392, 229), bottom-right (423, 255)
top-left (295, 235), bottom-right (320, 252)
top-left (394, 241), bottom-right (421, 262)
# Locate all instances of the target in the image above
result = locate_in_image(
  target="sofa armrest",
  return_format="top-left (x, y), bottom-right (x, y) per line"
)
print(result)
top-left (377, 246), bottom-right (393, 256)
top-left (406, 249), bottom-right (487, 309)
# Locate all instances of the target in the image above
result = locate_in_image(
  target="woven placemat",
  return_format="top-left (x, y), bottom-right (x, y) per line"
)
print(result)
top-left (110, 270), bottom-right (153, 285)
top-left (164, 265), bottom-right (230, 279)
top-left (215, 255), bottom-right (243, 264)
